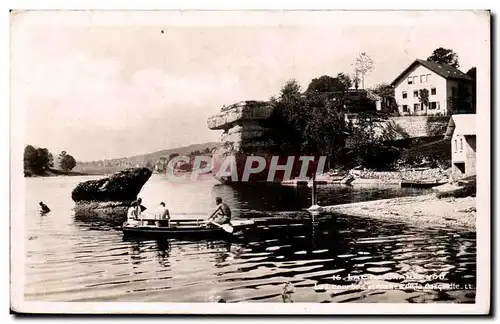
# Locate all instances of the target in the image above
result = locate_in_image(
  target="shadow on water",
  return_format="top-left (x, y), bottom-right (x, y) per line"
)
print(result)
top-left (211, 183), bottom-right (432, 217)
top-left (114, 214), bottom-right (475, 303)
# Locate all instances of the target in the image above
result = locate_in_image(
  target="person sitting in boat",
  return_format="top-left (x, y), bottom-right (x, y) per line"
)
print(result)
top-left (126, 201), bottom-right (141, 227)
top-left (135, 197), bottom-right (147, 214)
top-left (155, 202), bottom-right (170, 227)
top-left (206, 197), bottom-right (231, 227)
top-left (39, 201), bottom-right (50, 213)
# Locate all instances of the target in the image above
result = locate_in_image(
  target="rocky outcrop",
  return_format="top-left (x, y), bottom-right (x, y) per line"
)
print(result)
top-left (208, 102), bottom-right (276, 153)
top-left (208, 101), bottom-right (289, 182)
top-left (72, 167), bottom-right (152, 223)
top-left (72, 167), bottom-right (152, 202)
top-left (207, 101), bottom-right (274, 131)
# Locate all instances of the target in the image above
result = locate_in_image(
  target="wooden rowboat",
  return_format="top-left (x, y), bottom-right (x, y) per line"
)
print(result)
top-left (122, 218), bottom-right (255, 239)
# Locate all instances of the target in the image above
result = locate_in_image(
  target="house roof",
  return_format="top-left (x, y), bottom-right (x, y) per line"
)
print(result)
top-left (391, 59), bottom-right (473, 86)
top-left (444, 114), bottom-right (476, 140)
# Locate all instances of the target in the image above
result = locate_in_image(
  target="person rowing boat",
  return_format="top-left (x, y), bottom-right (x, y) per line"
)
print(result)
top-left (205, 197), bottom-right (232, 231)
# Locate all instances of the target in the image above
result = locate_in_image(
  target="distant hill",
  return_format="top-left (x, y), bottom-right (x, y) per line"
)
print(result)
top-left (73, 142), bottom-right (221, 174)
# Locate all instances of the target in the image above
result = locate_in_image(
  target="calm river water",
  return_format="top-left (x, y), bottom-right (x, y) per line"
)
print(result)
top-left (24, 174), bottom-right (476, 303)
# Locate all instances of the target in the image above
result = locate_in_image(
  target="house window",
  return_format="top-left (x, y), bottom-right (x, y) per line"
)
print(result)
top-left (414, 103), bottom-right (419, 111)
top-left (408, 77), bottom-right (413, 85)
top-left (454, 140), bottom-right (457, 153)
top-left (429, 102), bottom-right (437, 110)
top-left (460, 138), bottom-right (463, 151)
top-left (431, 88), bottom-right (436, 95)
top-left (427, 74), bottom-right (431, 82)
top-left (413, 76), bottom-right (418, 84)
top-left (421, 103), bottom-right (425, 111)
top-left (402, 105), bottom-right (408, 112)
top-left (420, 75), bottom-right (426, 83)
top-left (413, 90), bottom-right (418, 97)
top-left (402, 91), bottom-right (407, 99)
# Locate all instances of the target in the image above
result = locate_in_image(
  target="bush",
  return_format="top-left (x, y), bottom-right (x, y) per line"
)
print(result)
top-left (350, 142), bottom-right (402, 171)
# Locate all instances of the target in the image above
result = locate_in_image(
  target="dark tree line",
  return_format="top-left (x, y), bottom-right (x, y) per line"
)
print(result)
top-left (151, 147), bottom-right (216, 172)
top-left (24, 145), bottom-right (76, 175)
top-left (24, 145), bottom-right (52, 174)
top-left (268, 74), bottom-right (407, 170)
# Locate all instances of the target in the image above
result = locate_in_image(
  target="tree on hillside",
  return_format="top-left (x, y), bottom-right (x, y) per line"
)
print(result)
top-left (270, 79), bottom-right (306, 155)
top-left (280, 79), bottom-right (302, 99)
top-left (145, 160), bottom-right (154, 171)
top-left (24, 145), bottom-right (38, 171)
top-left (337, 73), bottom-right (352, 90)
top-left (24, 145), bottom-right (53, 174)
top-left (57, 151), bottom-right (67, 169)
top-left (60, 154), bottom-right (76, 171)
top-left (270, 78), bottom-right (349, 167)
top-left (352, 71), bottom-right (361, 90)
top-left (306, 74), bottom-right (350, 94)
top-left (270, 77), bottom-right (404, 171)
top-left (48, 153), bottom-right (54, 168)
top-left (24, 145), bottom-right (37, 169)
top-left (427, 47), bottom-right (459, 68)
top-left (36, 148), bottom-right (50, 171)
top-left (371, 83), bottom-right (398, 112)
top-left (466, 67), bottom-right (477, 111)
top-left (353, 52), bottom-right (374, 89)
top-left (302, 93), bottom-right (348, 166)
top-left (345, 112), bottom-right (402, 170)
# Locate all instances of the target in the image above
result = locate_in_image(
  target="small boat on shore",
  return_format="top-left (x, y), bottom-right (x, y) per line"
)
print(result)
top-left (400, 179), bottom-right (448, 189)
top-left (122, 218), bottom-right (256, 239)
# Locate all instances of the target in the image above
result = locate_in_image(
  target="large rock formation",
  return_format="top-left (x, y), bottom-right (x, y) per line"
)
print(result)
top-left (72, 167), bottom-right (152, 223)
top-left (207, 101), bottom-right (283, 183)
top-left (208, 101), bottom-right (328, 183)
top-left (207, 100), bottom-right (276, 153)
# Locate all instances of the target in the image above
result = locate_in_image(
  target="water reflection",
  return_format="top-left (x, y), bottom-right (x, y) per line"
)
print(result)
top-left (24, 176), bottom-right (474, 303)
top-left (211, 182), bottom-right (431, 216)
top-left (155, 239), bottom-right (171, 266)
top-left (211, 183), bottom-right (310, 214)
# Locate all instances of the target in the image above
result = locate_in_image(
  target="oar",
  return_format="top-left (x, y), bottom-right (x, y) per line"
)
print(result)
top-left (208, 220), bottom-right (234, 234)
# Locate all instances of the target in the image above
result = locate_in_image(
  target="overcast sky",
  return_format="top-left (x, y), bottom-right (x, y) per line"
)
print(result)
top-left (11, 10), bottom-right (489, 161)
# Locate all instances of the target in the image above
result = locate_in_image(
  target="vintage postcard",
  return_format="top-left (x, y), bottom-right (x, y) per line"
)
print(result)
top-left (10, 10), bottom-right (490, 314)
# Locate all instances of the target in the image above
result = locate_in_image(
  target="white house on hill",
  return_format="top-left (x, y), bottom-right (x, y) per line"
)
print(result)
top-left (391, 59), bottom-right (473, 116)
top-left (444, 114), bottom-right (476, 179)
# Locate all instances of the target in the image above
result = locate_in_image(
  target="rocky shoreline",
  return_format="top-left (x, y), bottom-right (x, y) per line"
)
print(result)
top-left (324, 193), bottom-right (475, 230)
top-left (282, 167), bottom-right (451, 186)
